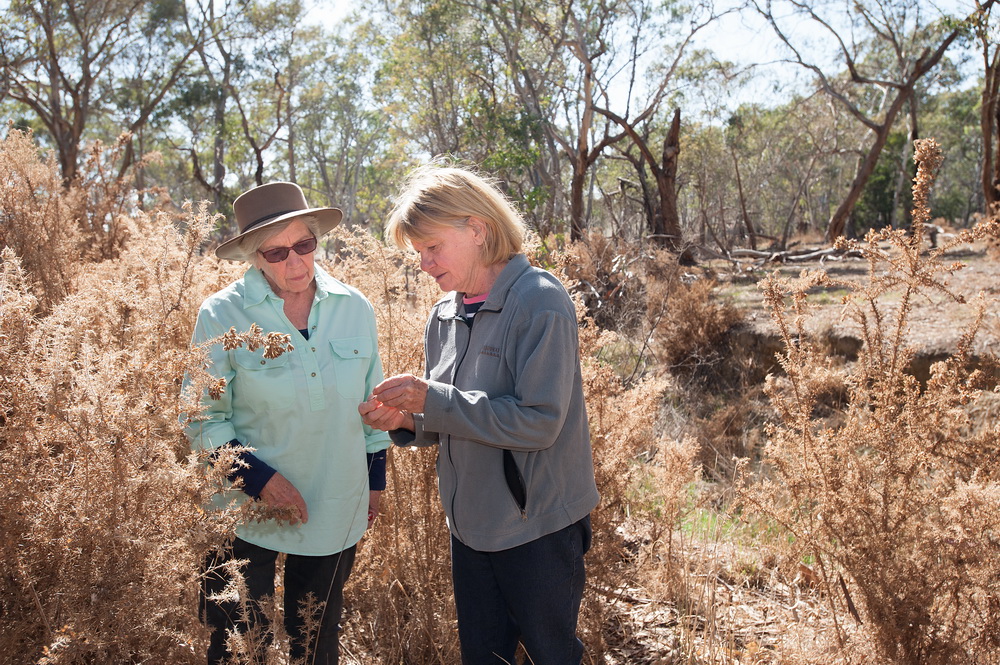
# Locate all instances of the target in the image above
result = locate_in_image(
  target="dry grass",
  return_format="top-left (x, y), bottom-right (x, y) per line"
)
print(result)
top-left (738, 139), bottom-right (1000, 664)
top-left (5, 127), bottom-right (998, 665)
top-left (0, 129), bottom-right (697, 664)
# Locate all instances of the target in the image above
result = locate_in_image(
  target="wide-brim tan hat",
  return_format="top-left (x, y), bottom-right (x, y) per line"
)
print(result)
top-left (215, 181), bottom-right (343, 261)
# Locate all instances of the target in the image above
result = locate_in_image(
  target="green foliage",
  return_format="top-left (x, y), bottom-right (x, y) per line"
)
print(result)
top-left (921, 86), bottom-right (983, 224)
top-left (852, 131), bottom-right (909, 234)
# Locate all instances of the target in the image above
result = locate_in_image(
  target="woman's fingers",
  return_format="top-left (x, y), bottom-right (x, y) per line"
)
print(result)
top-left (372, 374), bottom-right (428, 412)
top-left (259, 472), bottom-right (309, 524)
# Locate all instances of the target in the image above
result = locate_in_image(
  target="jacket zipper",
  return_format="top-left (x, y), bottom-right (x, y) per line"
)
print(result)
top-left (503, 448), bottom-right (528, 520)
top-left (445, 313), bottom-right (473, 541)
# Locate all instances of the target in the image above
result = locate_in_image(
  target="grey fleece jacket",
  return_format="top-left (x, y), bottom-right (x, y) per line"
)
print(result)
top-left (391, 253), bottom-right (600, 552)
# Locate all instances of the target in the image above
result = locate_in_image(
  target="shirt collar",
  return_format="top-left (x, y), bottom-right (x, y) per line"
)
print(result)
top-left (242, 263), bottom-right (350, 309)
top-left (481, 254), bottom-right (530, 310)
top-left (438, 254), bottom-right (530, 319)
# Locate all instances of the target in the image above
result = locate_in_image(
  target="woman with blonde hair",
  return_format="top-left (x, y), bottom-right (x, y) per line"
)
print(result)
top-left (360, 165), bottom-right (599, 665)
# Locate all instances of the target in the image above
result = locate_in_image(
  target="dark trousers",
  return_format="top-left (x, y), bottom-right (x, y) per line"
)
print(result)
top-left (451, 515), bottom-right (592, 665)
top-left (201, 537), bottom-right (356, 665)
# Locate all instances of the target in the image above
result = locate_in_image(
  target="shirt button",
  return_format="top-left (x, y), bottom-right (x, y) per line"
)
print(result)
top-left (260, 360), bottom-right (266, 366)
top-left (353, 349), bottom-right (359, 354)
top-left (311, 372), bottom-right (317, 377)
top-left (311, 347), bottom-right (316, 352)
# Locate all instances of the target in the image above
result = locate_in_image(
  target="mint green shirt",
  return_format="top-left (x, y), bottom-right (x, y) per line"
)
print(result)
top-left (186, 264), bottom-right (390, 555)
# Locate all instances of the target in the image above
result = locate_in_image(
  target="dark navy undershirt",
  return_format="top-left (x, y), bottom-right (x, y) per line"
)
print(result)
top-left (463, 300), bottom-right (484, 317)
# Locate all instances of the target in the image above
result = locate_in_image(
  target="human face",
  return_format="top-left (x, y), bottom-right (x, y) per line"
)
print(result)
top-left (257, 220), bottom-right (316, 295)
top-left (411, 220), bottom-right (492, 296)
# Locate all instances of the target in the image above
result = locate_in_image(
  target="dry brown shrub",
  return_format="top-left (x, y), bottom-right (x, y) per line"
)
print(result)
top-left (558, 235), bottom-right (745, 389)
top-left (0, 128), bottom-right (82, 310)
top-left (543, 248), bottom-right (702, 661)
top-left (560, 232), bottom-right (650, 334)
top-left (739, 139), bottom-right (1000, 665)
top-left (567, 238), bottom-right (751, 479)
top-left (647, 269), bottom-right (743, 377)
top-left (2, 130), bottom-right (700, 663)
top-left (0, 128), bottom-right (147, 313)
top-left (0, 129), bottom-right (260, 664)
top-left (0, 204), bottom-right (239, 664)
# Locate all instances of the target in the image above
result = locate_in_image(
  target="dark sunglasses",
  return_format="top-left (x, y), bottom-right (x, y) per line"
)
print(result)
top-left (258, 236), bottom-right (318, 263)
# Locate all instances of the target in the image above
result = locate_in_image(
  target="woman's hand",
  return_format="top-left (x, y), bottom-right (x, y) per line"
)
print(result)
top-left (371, 374), bottom-right (429, 413)
top-left (359, 397), bottom-right (414, 432)
top-left (259, 472), bottom-right (309, 524)
top-left (367, 490), bottom-right (381, 528)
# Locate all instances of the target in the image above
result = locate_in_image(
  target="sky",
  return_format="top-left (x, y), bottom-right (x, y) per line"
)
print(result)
top-left (299, 0), bottom-right (995, 117)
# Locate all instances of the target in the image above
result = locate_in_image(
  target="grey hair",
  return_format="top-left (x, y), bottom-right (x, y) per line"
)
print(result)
top-left (238, 215), bottom-right (322, 267)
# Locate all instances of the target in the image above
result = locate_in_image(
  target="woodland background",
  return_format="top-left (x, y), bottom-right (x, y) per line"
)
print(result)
top-left (2, 1), bottom-right (1000, 664)
top-left (2, 0), bottom-right (1000, 248)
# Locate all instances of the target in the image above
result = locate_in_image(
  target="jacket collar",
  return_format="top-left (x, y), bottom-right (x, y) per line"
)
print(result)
top-left (243, 263), bottom-right (350, 309)
top-left (438, 254), bottom-right (531, 319)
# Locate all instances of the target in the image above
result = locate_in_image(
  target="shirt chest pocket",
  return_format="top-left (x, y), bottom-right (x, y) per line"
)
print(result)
top-left (232, 348), bottom-right (295, 409)
top-left (329, 336), bottom-right (372, 399)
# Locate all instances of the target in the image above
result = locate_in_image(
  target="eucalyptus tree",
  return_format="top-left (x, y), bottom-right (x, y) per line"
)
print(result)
top-left (679, 122), bottom-right (733, 251)
top-left (754, 0), bottom-right (996, 241)
top-left (369, 0), bottom-right (567, 235)
top-left (473, 0), bottom-right (570, 229)
top-left (370, 0), bottom-right (479, 158)
top-left (919, 86), bottom-right (983, 223)
top-left (679, 90), bottom-right (852, 253)
top-left (477, 0), bottom-right (718, 247)
top-left (174, 0), bottom-right (256, 209)
top-left (971, 0), bottom-right (999, 209)
top-left (290, 23), bottom-right (396, 227)
top-left (540, 0), bottom-right (630, 241)
top-left (587, 0), bottom-right (725, 253)
top-left (0, 0), bottom-right (201, 184)
top-left (229, 0), bottom-right (319, 187)
top-left (170, 0), bottom-right (322, 208)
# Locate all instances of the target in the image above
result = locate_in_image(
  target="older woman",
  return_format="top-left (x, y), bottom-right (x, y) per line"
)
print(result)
top-left (187, 181), bottom-right (390, 665)
top-left (359, 166), bottom-right (599, 665)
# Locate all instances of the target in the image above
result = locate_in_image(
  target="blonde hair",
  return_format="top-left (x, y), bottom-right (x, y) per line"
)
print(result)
top-left (386, 164), bottom-right (526, 266)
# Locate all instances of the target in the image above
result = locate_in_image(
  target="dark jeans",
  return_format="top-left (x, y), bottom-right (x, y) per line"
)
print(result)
top-left (451, 515), bottom-right (592, 665)
top-left (201, 537), bottom-right (356, 665)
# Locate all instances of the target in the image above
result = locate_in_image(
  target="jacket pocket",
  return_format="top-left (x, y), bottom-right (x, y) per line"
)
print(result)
top-left (232, 347), bottom-right (295, 409)
top-left (503, 449), bottom-right (527, 516)
top-left (329, 336), bottom-right (373, 398)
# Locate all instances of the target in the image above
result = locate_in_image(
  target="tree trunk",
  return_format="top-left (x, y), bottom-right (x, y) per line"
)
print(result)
top-left (985, 42), bottom-right (1000, 210)
top-left (995, 99), bottom-right (1000, 206)
top-left (826, 91), bottom-right (911, 241)
top-left (731, 144), bottom-right (757, 250)
top-left (596, 105), bottom-right (685, 254)
top-left (569, 163), bottom-right (587, 241)
top-left (656, 108), bottom-right (684, 252)
top-left (891, 101), bottom-right (918, 229)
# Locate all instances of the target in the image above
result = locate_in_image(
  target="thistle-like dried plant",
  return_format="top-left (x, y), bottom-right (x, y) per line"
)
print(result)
top-left (740, 139), bottom-right (1000, 664)
top-left (1, 130), bottom-right (705, 664)
top-left (0, 134), bottom-right (241, 664)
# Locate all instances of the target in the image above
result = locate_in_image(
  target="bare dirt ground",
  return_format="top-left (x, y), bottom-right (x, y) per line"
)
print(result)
top-left (601, 528), bottom-right (845, 665)
top-left (715, 238), bottom-right (1000, 358)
